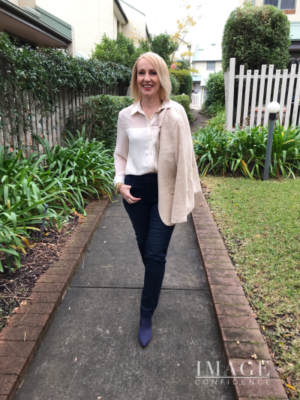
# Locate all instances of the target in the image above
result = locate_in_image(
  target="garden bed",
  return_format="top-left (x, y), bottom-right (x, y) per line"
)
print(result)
top-left (0, 217), bottom-right (78, 334)
top-left (201, 176), bottom-right (300, 398)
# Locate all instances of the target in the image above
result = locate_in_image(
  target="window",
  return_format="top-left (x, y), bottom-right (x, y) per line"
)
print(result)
top-left (207, 62), bottom-right (215, 71)
top-left (264, 0), bottom-right (296, 9)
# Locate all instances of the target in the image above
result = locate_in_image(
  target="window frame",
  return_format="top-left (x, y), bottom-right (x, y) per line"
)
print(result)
top-left (207, 61), bottom-right (216, 71)
top-left (264, 0), bottom-right (296, 10)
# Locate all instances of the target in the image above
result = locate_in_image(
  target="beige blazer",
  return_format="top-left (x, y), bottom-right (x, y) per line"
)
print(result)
top-left (157, 100), bottom-right (202, 226)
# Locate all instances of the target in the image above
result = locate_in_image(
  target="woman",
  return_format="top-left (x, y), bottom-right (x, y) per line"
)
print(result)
top-left (114, 52), bottom-right (201, 348)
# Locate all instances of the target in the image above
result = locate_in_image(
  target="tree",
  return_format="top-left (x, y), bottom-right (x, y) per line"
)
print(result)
top-left (171, 2), bottom-right (202, 64)
top-left (222, 4), bottom-right (291, 72)
top-left (92, 32), bottom-right (137, 68)
top-left (147, 33), bottom-right (178, 68)
top-left (203, 71), bottom-right (225, 116)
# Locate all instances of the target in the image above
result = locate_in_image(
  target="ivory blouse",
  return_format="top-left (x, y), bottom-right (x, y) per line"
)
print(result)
top-left (113, 99), bottom-right (172, 186)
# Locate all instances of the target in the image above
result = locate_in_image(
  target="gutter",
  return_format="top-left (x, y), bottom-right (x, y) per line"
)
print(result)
top-left (114, 0), bottom-right (128, 24)
top-left (0, 0), bottom-right (71, 45)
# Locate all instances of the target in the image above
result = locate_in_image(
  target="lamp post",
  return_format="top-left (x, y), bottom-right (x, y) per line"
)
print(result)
top-left (263, 101), bottom-right (280, 181)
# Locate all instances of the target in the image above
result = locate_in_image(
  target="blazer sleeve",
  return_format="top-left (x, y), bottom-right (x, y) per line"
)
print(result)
top-left (170, 118), bottom-right (189, 224)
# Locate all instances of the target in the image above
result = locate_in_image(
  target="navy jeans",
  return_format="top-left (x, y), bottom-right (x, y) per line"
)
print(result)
top-left (123, 173), bottom-right (175, 318)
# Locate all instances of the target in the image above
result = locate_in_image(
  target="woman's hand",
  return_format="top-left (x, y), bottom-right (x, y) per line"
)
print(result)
top-left (120, 184), bottom-right (141, 204)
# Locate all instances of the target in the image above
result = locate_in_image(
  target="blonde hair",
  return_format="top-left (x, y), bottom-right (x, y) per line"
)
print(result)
top-left (130, 52), bottom-right (171, 102)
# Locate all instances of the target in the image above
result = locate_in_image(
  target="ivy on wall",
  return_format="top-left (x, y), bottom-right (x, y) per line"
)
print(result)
top-left (0, 32), bottom-right (132, 115)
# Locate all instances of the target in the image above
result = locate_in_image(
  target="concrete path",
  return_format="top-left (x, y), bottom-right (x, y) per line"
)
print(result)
top-left (15, 197), bottom-right (235, 400)
top-left (190, 108), bottom-right (210, 134)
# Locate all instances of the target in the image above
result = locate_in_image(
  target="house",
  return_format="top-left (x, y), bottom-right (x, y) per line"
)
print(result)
top-left (173, 38), bottom-right (192, 63)
top-left (32, 0), bottom-right (148, 57)
top-left (191, 43), bottom-right (222, 107)
top-left (2, 0), bottom-right (148, 58)
top-left (238, 0), bottom-right (300, 57)
top-left (0, 0), bottom-right (74, 54)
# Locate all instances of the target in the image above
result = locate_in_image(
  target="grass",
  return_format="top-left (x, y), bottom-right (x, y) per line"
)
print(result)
top-left (203, 176), bottom-right (300, 397)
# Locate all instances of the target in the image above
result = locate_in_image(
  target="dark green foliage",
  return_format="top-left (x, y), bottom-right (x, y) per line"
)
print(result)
top-left (170, 95), bottom-right (191, 120)
top-left (169, 74), bottom-right (180, 95)
top-left (0, 129), bottom-right (115, 272)
top-left (204, 71), bottom-right (225, 117)
top-left (180, 73), bottom-right (193, 99)
top-left (0, 32), bottom-right (131, 116)
top-left (176, 58), bottom-right (191, 70)
top-left (222, 4), bottom-right (291, 71)
top-left (67, 95), bottom-right (134, 150)
top-left (92, 32), bottom-right (177, 69)
top-left (148, 33), bottom-right (178, 67)
top-left (193, 120), bottom-right (300, 179)
top-left (92, 32), bottom-right (140, 68)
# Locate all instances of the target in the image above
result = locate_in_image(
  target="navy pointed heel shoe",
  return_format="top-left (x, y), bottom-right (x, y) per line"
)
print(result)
top-left (138, 314), bottom-right (152, 347)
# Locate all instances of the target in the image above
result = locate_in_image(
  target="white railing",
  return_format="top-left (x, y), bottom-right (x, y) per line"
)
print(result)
top-left (224, 58), bottom-right (300, 131)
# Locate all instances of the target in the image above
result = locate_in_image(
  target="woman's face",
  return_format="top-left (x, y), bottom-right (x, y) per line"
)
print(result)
top-left (137, 58), bottom-right (161, 99)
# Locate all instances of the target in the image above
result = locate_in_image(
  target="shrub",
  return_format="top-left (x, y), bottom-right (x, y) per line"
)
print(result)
top-left (180, 73), bottom-right (193, 99)
top-left (170, 95), bottom-right (191, 119)
top-left (193, 121), bottom-right (300, 179)
top-left (169, 74), bottom-right (180, 95)
top-left (206, 109), bottom-right (226, 132)
top-left (222, 4), bottom-right (290, 72)
top-left (204, 71), bottom-right (225, 117)
top-left (0, 129), bottom-right (115, 272)
top-left (0, 32), bottom-right (132, 118)
top-left (76, 95), bottom-right (135, 150)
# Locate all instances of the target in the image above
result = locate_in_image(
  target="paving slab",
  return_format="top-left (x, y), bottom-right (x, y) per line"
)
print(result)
top-left (14, 200), bottom-right (235, 400)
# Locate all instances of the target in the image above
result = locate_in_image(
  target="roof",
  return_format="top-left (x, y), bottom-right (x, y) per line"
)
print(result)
top-left (0, 0), bottom-right (71, 45)
top-left (114, 0), bottom-right (128, 24)
top-left (192, 43), bottom-right (222, 62)
top-left (36, 6), bottom-right (72, 41)
top-left (290, 22), bottom-right (300, 41)
top-left (119, 0), bottom-right (145, 16)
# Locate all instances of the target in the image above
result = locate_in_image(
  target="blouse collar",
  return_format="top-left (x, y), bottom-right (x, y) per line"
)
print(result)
top-left (131, 98), bottom-right (172, 116)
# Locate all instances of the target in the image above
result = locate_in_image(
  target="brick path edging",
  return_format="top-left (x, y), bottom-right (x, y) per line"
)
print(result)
top-left (0, 197), bottom-right (110, 400)
top-left (191, 192), bottom-right (288, 400)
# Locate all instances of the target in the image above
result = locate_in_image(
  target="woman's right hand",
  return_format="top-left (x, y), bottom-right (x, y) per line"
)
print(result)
top-left (119, 184), bottom-right (141, 204)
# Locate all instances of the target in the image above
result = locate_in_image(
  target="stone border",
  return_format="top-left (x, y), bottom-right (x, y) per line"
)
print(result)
top-left (191, 192), bottom-right (288, 400)
top-left (0, 197), bottom-right (110, 400)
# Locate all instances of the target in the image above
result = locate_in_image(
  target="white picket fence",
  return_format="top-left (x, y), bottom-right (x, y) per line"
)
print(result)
top-left (191, 93), bottom-right (201, 108)
top-left (224, 58), bottom-right (300, 132)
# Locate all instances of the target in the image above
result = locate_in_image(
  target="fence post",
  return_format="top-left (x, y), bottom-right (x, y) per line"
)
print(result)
top-left (284, 64), bottom-right (296, 129)
top-left (263, 65), bottom-right (274, 127)
top-left (291, 65), bottom-right (300, 128)
top-left (226, 58), bottom-right (236, 132)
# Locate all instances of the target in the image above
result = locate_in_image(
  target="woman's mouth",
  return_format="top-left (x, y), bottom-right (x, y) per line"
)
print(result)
top-left (143, 85), bottom-right (153, 91)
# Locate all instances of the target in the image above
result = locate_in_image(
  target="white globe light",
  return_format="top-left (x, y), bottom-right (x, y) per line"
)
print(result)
top-left (267, 101), bottom-right (280, 114)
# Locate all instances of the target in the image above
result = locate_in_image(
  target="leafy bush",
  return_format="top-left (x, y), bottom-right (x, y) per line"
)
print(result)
top-left (0, 32), bottom-right (132, 116)
top-left (206, 109), bottom-right (226, 131)
top-left (67, 95), bottom-right (134, 150)
top-left (169, 74), bottom-right (180, 95)
top-left (180, 73), bottom-right (193, 99)
top-left (204, 71), bottom-right (225, 117)
top-left (222, 4), bottom-right (290, 72)
top-left (193, 122), bottom-right (300, 179)
top-left (170, 95), bottom-right (191, 119)
top-left (0, 129), bottom-right (115, 272)
top-left (92, 32), bottom-right (141, 69)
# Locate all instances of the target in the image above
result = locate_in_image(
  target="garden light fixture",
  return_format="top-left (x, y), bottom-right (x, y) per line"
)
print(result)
top-left (263, 102), bottom-right (280, 181)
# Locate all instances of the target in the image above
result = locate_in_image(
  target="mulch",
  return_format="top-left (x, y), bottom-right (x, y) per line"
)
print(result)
top-left (0, 217), bottom-right (79, 333)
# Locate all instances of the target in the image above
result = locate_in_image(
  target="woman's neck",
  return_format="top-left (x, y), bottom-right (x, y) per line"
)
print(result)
top-left (140, 95), bottom-right (162, 109)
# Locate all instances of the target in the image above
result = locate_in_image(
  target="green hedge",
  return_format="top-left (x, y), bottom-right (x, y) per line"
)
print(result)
top-left (170, 95), bottom-right (191, 119)
top-left (169, 74), bottom-right (180, 95)
top-left (68, 94), bottom-right (192, 149)
top-left (0, 32), bottom-right (132, 115)
top-left (203, 71), bottom-right (225, 117)
top-left (222, 4), bottom-right (290, 72)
